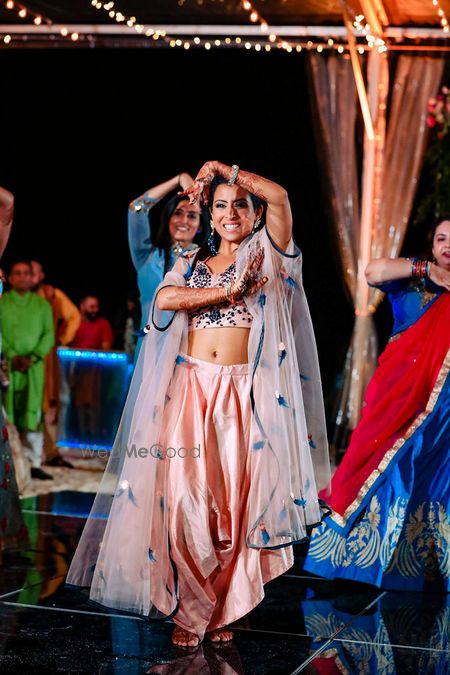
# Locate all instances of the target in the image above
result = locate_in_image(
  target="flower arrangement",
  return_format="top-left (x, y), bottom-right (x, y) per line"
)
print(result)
top-left (427, 86), bottom-right (450, 139)
top-left (414, 84), bottom-right (450, 229)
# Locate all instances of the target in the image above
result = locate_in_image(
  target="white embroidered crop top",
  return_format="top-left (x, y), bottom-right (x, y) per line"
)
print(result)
top-left (186, 258), bottom-right (253, 331)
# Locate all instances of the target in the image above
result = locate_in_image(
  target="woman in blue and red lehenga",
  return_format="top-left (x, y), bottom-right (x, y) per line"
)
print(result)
top-left (304, 218), bottom-right (450, 592)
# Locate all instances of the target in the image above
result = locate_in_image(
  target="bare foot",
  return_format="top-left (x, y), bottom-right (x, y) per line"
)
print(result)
top-left (206, 627), bottom-right (234, 643)
top-left (171, 625), bottom-right (200, 648)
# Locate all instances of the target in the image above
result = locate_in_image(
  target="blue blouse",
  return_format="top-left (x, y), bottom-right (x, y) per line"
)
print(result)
top-left (128, 194), bottom-right (176, 331)
top-left (371, 278), bottom-right (444, 336)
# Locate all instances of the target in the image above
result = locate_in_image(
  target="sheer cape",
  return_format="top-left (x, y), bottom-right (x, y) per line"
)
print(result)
top-left (66, 225), bottom-right (331, 618)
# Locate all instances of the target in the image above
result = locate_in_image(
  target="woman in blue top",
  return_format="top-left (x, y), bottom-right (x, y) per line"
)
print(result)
top-left (128, 173), bottom-right (207, 337)
top-left (304, 217), bottom-right (450, 591)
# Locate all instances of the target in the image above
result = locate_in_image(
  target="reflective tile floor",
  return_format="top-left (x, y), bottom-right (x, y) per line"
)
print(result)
top-left (0, 492), bottom-right (448, 674)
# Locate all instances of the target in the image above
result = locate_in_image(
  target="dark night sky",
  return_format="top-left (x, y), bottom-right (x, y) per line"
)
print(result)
top-left (0, 46), bottom-right (417, 404)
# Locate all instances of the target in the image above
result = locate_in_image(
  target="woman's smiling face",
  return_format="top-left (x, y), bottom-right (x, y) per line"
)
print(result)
top-left (168, 199), bottom-right (201, 243)
top-left (432, 220), bottom-right (450, 270)
top-left (210, 184), bottom-right (262, 244)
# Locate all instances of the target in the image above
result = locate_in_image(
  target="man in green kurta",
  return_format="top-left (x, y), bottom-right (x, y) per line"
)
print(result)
top-left (0, 261), bottom-right (54, 480)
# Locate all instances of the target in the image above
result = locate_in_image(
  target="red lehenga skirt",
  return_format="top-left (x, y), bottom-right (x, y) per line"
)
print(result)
top-left (304, 292), bottom-right (450, 590)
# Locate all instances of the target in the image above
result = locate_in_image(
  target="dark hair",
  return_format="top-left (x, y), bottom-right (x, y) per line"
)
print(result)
top-left (190, 176), bottom-right (267, 270)
top-left (430, 213), bottom-right (450, 239)
top-left (9, 259), bottom-right (32, 274)
top-left (80, 294), bottom-right (99, 304)
top-left (424, 213), bottom-right (450, 258)
top-left (151, 194), bottom-right (209, 276)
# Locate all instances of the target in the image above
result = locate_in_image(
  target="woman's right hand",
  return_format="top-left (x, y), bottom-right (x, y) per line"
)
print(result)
top-left (428, 263), bottom-right (450, 291)
top-left (231, 247), bottom-right (268, 300)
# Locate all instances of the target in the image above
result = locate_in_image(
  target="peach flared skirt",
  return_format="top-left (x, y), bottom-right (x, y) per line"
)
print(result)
top-left (158, 353), bottom-right (294, 638)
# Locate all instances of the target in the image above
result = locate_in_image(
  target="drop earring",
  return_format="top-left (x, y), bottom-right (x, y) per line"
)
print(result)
top-left (208, 220), bottom-right (218, 256)
top-left (252, 216), bottom-right (262, 234)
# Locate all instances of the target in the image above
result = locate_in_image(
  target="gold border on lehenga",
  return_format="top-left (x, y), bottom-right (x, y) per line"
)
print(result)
top-left (319, 649), bottom-right (349, 674)
top-left (330, 348), bottom-right (450, 528)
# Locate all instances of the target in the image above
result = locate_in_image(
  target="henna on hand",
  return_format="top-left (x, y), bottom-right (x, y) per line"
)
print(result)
top-left (178, 285), bottom-right (227, 311)
top-left (159, 284), bottom-right (228, 312)
top-left (231, 248), bottom-right (268, 299)
top-left (179, 161), bottom-right (218, 205)
top-left (212, 162), bottom-right (287, 205)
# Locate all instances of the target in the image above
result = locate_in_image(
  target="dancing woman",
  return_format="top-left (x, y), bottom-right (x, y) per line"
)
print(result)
top-left (304, 218), bottom-right (450, 591)
top-left (128, 172), bottom-right (207, 335)
top-left (67, 161), bottom-right (330, 646)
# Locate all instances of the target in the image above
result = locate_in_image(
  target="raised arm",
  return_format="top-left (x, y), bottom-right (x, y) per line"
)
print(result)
top-left (366, 257), bottom-right (450, 291)
top-left (128, 173), bottom-right (194, 270)
top-left (0, 186), bottom-right (14, 258)
top-left (184, 161), bottom-right (293, 252)
top-left (365, 258), bottom-right (414, 284)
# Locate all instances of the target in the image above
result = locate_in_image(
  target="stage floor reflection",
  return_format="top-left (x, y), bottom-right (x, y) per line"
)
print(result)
top-left (0, 492), bottom-right (448, 674)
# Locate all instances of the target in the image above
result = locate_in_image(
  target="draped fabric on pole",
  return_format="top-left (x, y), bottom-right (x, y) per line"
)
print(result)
top-left (308, 54), bottom-right (360, 455)
top-left (309, 53), bottom-right (444, 450)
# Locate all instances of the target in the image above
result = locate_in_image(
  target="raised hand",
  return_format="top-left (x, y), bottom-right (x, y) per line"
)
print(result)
top-left (231, 247), bottom-right (268, 300)
top-left (178, 161), bottom-right (217, 205)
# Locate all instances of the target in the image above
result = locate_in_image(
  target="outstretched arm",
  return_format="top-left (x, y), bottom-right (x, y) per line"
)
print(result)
top-left (0, 186), bottom-right (14, 258)
top-left (366, 257), bottom-right (450, 291)
top-left (365, 258), bottom-right (413, 284)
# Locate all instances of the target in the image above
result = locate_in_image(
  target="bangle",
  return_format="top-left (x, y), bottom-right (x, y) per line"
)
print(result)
top-left (228, 164), bottom-right (239, 186)
top-left (411, 258), bottom-right (429, 279)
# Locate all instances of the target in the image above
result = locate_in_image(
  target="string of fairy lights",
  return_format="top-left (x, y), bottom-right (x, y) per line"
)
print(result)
top-left (431, 0), bottom-right (449, 32)
top-left (90, 0), bottom-right (370, 53)
top-left (0, 0), bottom-right (81, 45)
top-left (0, 0), bottom-right (449, 49)
top-left (91, 0), bottom-right (170, 43)
top-left (352, 12), bottom-right (387, 53)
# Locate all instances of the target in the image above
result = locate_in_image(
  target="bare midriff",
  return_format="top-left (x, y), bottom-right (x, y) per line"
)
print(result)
top-left (187, 326), bottom-right (250, 364)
